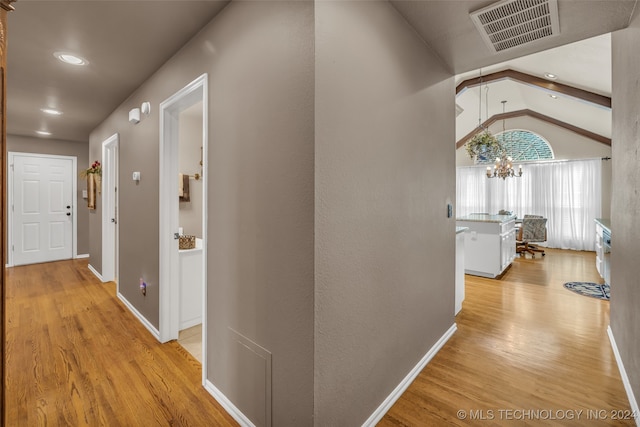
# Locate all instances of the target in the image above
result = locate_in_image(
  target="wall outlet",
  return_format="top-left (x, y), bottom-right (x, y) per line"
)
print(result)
top-left (140, 278), bottom-right (147, 296)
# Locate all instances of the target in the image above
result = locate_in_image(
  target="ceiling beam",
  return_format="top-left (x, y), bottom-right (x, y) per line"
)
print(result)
top-left (455, 109), bottom-right (611, 149)
top-left (456, 69), bottom-right (611, 109)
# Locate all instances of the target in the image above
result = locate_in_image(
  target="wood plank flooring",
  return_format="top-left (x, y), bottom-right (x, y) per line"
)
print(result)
top-left (5, 251), bottom-right (635, 426)
top-left (380, 249), bottom-right (634, 426)
top-left (5, 259), bottom-right (237, 426)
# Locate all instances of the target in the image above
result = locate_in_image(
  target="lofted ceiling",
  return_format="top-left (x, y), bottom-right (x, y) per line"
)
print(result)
top-left (5, 0), bottom-right (638, 143)
top-left (454, 33), bottom-right (613, 145)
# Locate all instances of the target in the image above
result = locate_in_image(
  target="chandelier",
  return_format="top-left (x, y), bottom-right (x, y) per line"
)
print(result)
top-left (486, 155), bottom-right (522, 179)
top-left (486, 100), bottom-right (523, 180)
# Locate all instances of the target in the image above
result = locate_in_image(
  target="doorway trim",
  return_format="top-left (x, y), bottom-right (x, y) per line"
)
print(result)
top-left (101, 133), bottom-right (119, 283)
top-left (7, 152), bottom-right (78, 267)
top-left (158, 74), bottom-right (208, 382)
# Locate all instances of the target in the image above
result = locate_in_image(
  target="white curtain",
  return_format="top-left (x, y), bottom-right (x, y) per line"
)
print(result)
top-left (456, 159), bottom-right (602, 251)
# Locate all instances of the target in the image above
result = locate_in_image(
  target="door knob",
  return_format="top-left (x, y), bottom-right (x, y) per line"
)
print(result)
top-left (111, 218), bottom-right (116, 223)
top-left (66, 213), bottom-right (71, 216)
top-left (66, 205), bottom-right (71, 209)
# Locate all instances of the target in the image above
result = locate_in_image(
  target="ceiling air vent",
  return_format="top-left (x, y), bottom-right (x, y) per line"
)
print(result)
top-left (470, 0), bottom-right (560, 53)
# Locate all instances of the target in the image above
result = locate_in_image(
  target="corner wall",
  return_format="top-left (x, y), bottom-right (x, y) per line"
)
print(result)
top-left (610, 14), bottom-right (640, 414)
top-left (314, 2), bottom-right (455, 424)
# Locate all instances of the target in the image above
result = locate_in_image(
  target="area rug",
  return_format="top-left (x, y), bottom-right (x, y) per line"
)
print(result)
top-left (563, 282), bottom-right (610, 300)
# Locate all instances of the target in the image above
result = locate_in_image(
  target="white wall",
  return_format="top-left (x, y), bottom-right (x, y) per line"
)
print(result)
top-left (456, 116), bottom-right (612, 166)
top-left (179, 102), bottom-right (204, 239)
top-left (456, 116), bottom-right (612, 218)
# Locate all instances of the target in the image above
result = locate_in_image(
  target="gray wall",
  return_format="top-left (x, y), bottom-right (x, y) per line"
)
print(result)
top-left (89, 1), bottom-right (315, 425)
top-left (7, 134), bottom-right (90, 255)
top-left (314, 1), bottom-right (455, 425)
top-left (611, 14), bottom-right (640, 412)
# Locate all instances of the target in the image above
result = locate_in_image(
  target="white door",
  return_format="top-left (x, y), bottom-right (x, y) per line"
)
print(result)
top-left (102, 134), bottom-right (119, 283)
top-left (12, 154), bottom-right (74, 265)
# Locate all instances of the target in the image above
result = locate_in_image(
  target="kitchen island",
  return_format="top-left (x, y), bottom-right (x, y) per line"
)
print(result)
top-left (456, 214), bottom-right (516, 278)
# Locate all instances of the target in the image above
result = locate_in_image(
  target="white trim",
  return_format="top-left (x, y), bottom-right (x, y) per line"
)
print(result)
top-left (362, 323), bottom-right (458, 427)
top-left (200, 75), bottom-right (209, 389)
top-left (159, 73), bottom-right (208, 348)
top-left (101, 134), bottom-right (119, 284)
top-left (7, 152), bottom-right (78, 266)
top-left (88, 264), bottom-right (104, 282)
top-left (180, 317), bottom-right (202, 331)
top-left (75, 253), bottom-right (90, 259)
top-left (204, 380), bottom-right (255, 427)
top-left (117, 292), bottom-right (161, 341)
top-left (607, 325), bottom-right (640, 426)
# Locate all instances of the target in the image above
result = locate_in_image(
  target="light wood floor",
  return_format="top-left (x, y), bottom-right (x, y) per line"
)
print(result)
top-left (5, 259), bottom-right (237, 426)
top-left (5, 251), bottom-right (634, 426)
top-left (178, 324), bottom-right (203, 363)
top-left (381, 248), bottom-right (634, 426)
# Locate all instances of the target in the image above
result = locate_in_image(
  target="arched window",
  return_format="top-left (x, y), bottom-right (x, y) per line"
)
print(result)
top-left (476, 130), bottom-right (554, 164)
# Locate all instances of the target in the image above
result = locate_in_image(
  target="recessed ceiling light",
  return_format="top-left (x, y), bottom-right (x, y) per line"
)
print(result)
top-left (544, 72), bottom-right (557, 80)
top-left (41, 108), bottom-right (63, 116)
top-left (549, 94), bottom-right (558, 99)
top-left (54, 52), bottom-right (88, 66)
top-left (36, 130), bottom-right (52, 136)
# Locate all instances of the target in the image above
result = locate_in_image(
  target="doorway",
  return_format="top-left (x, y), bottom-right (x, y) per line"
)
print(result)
top-left (102, 134), bottom-right (119, 284)
top-left (159, 74), bottom-right (208, 381)
top-left (8, 152), bottom-right (77, 266)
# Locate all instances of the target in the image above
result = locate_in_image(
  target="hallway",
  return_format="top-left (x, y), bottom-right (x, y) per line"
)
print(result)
top-left (5, 259), bottom-right (236, 426)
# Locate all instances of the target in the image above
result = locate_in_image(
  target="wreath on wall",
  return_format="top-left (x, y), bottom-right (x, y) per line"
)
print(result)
top-left (80, 160), bottom-right (102, 199)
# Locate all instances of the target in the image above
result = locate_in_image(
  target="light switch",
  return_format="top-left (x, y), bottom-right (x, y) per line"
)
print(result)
top-left (82, 190), bottom-right (88, 199)
top-left (132, 171), bottom-right (141, 181)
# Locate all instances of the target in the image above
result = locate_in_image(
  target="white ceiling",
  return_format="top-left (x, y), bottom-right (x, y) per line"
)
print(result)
top-left (5, 0), bottom-right (637, 144)
top-left (455, 34), bottom-right (613, 142)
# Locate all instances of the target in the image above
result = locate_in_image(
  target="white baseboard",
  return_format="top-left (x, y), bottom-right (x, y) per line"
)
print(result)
top-left (205, 379), bottom-right (255, 427)
top-left (117, 292), bottom-right (161, 341)
top-left (75, 253), bottom-right (90, 259)
top-left (87, 264), bottom-right (104, 282)
top-left (180, 317), bottom-right (202, 331)
top-left (608, 325), bottom-right (640, 427)
top-left (362, 323), bottom-right (458, 426)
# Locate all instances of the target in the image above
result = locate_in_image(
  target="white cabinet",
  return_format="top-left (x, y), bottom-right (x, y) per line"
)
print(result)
top-left (501, 227), bottom-right (516, 271)
top-left (179, 239), bottom-right (203, 330)
top-left (457, 215), bottom-right (516, 278)
top-left (595, 222), bottom-right (604, 278)
top-left (594, 219), bottom-right (611, 284)
top-left (455, 228), bottom-right (466, 315)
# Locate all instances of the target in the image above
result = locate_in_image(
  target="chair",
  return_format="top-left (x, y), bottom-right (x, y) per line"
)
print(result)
top-left (516, 217), bottom-right (547, 257)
